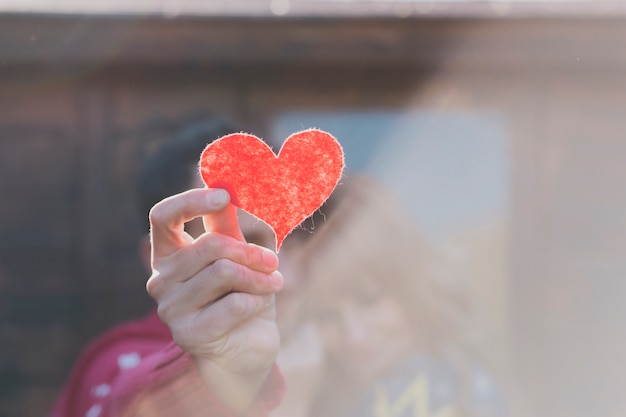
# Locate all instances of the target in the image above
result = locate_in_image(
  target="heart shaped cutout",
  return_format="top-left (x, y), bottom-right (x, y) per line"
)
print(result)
top-left (199, 129), bottom-right (344, 251)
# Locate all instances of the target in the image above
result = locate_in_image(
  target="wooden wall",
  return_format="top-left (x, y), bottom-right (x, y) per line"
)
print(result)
top-left (2, 14), bottom-right (626, 417)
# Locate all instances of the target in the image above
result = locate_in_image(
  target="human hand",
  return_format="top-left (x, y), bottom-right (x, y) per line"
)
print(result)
top-left (146, 188), bottom-right (284, 412)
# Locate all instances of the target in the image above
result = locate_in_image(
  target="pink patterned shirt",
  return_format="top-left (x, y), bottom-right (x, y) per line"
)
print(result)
top-left (50, 309), bottom-right (284, 417)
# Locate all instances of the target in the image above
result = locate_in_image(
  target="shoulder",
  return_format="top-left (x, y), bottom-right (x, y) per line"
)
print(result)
top-left (51, 310), bottom-right (171, 417)
top-left (75, 310), bottom-right (170, 377)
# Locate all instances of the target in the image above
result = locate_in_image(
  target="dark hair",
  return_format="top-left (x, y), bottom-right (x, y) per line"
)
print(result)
top-left (136, 118), bottom-right (241, 230)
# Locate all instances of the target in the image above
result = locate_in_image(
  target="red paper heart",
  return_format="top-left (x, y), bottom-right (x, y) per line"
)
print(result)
top-left (199, 129), bottom-right (344, 251)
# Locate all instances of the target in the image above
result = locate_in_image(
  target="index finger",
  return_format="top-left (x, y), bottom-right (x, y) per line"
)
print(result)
top-left (149, 188), bottom-right (234, 258)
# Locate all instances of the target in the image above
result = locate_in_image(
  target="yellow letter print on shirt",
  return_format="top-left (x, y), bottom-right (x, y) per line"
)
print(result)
top-left (373, 374), bottom-right (458, 417)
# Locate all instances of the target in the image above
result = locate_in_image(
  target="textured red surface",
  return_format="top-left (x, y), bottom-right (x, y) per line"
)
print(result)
top-left (199, 129), bottom-right (344, 251)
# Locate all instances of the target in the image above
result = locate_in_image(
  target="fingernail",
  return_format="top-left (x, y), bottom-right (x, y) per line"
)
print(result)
top-left (269, 270), bottom-right (284, 289)
top-left (206, 189), bottom-right (228, 208)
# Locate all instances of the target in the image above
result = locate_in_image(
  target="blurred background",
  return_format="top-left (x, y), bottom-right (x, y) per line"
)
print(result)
top-left (2, 1), bottom-right (626, 416)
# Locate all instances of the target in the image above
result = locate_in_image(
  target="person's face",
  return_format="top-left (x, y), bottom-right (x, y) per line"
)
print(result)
top-left (309, 267), bottom-right (417, 387)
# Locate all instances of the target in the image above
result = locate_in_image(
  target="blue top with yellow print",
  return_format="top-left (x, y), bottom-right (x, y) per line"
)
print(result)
top-left (348, 355), bottom-right (509, 417)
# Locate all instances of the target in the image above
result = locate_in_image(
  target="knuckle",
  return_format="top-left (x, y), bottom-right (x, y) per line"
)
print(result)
top-left (193, 234), bottom-right (222, 260)
top-left (218, 238), bottom-right (251, 265)
top-left (156, 299), bottom-right (173, 322)
top-left (211, 258), bottom-right (239, 282)
top-left (148, 203), bottom-right (166, 225)
top-left (222, 293), bottom-right (272, 318)
top-left (224, 292), bottom-right (253, 316)
top-left (243, 242), bottom-right (265, 266)
top-left (146, 272), bottom-right (164, 298)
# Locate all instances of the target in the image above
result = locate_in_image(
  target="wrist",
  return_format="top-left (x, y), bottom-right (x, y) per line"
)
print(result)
top-left (194, 356), bottom-right (273, 416)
